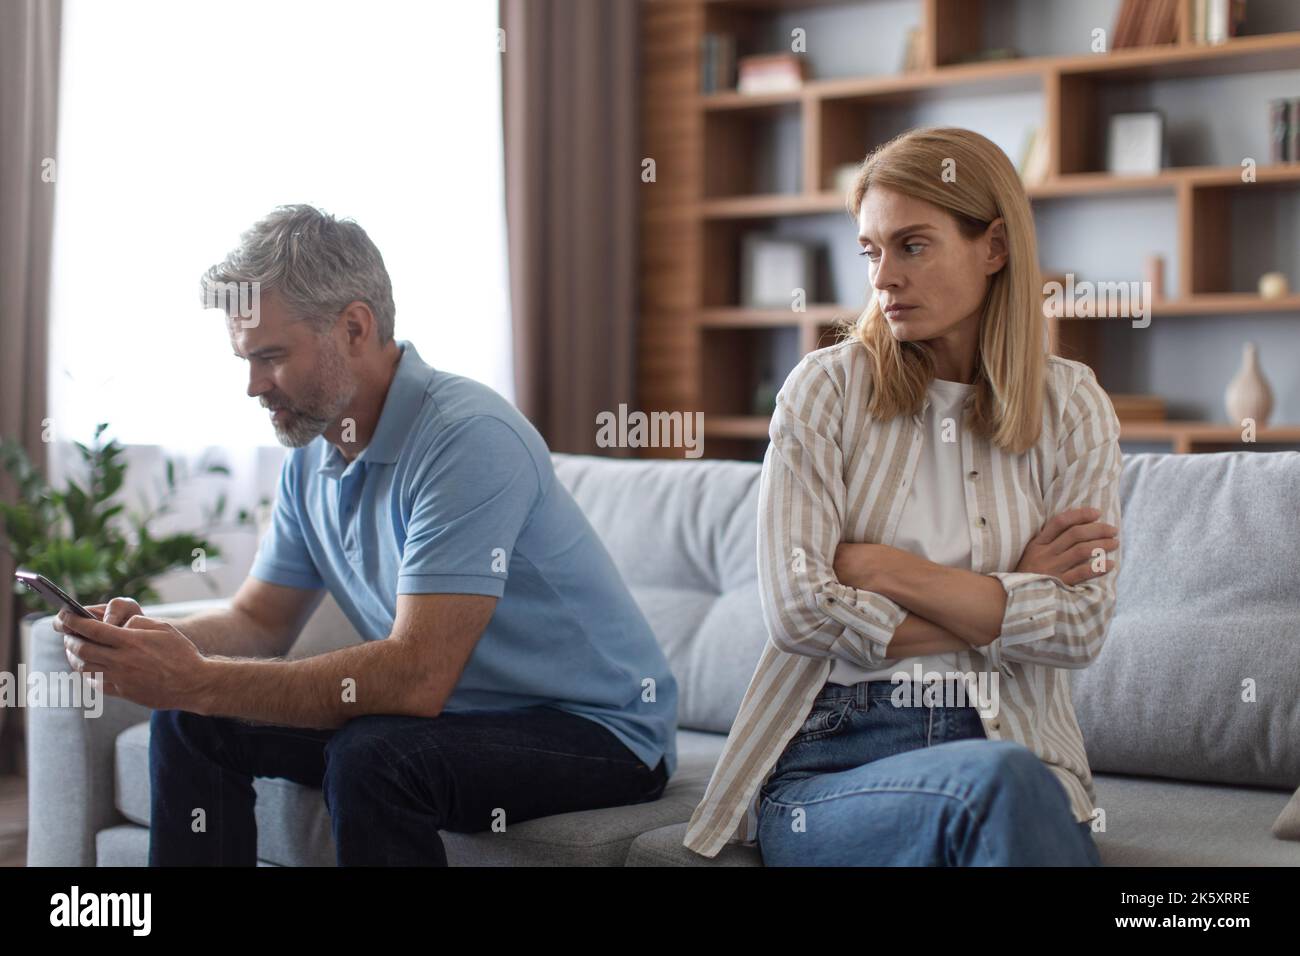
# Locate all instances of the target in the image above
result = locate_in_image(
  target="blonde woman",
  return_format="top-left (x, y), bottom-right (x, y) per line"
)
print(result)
top-left (684, 126), bottom-right (1122, 865)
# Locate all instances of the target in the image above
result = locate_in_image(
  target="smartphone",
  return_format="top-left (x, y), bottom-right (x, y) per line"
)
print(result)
top-left (14, 570), bottom-right (95, 619)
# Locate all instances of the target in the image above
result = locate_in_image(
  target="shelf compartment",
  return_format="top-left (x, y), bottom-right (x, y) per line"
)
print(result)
top-left (704, 103), bottom-right (803, 198)
top-left (701, 326), bottom-right (802, 417)
top-left (1182, 179), bottom-right (1300, 297)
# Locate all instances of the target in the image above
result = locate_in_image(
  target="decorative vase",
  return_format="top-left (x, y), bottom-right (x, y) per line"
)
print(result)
top-left (1224, 341), bottom-right (1273, 427)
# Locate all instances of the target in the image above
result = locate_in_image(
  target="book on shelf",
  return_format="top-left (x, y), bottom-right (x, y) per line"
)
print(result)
top-left (1191, 0), bottom-right (1248, 44)
top-left (1109, 394), bottom-right (1168, 422)
top-left (700, 33), bottom-right (736, 94)
top-left (1112, 0), bottom-right (1180, 48)
top-left (900, 25), bottom-right (925, 73)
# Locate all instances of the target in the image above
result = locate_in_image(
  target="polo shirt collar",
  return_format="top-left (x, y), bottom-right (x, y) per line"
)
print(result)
top-left (315, 340), bottom-right (433, 477)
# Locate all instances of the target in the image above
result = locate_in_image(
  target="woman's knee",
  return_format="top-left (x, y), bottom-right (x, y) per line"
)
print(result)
top-left (950, 740), bottom-right (1058, 801)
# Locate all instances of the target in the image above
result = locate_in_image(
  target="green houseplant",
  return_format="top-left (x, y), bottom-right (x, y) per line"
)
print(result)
top-left (0, 422), bottom-right (254, 615)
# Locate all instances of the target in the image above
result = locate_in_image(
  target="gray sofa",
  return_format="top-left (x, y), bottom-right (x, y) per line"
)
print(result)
top-left (25, 450), bottom-right (1300, 866)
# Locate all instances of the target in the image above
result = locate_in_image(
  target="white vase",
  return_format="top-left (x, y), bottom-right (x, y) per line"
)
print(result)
top-left (1224, 341), bottom-right (1273, 427)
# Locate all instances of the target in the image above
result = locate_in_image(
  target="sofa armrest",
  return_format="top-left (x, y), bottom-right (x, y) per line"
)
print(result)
top-left (26, 615), bottom-right (153, 865)
top-left (25, 594), bottom-right (361, 865)
top-left (24, 599), bottom-right (229, 866)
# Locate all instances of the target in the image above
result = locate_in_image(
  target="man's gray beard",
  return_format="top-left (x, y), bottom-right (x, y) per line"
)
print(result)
top-left (273, 411), bottom-right (331, 448)
top-left (270, 341), bottom-right (355, 448)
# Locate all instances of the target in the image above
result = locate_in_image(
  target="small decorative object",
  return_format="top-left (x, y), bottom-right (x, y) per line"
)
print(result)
top-left (1224, 341), bottom-right (1274, 427)
top-left (1107, 111), bottom-right (1164, 175)
top-left (753, 367), bottom-right (779, 417)
top-left (1258, 271), bottom-right (1290, 299)
top-left (900, 26), bottom-right (925, 73)
top-left (740, 234), bottom-right (817, 308)
top-left (1144, 254), bottom-right (1166, 300)
top-left (1267, 98), bottom-right (1297, 163)
top-left (737, 53), bottom-right (805, 95)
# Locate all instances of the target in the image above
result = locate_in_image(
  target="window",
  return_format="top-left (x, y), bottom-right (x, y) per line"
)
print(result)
top-left (49, 0), bottom-right (513, 450)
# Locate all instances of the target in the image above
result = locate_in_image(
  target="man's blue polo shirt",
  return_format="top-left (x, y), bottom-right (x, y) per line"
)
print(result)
top-left (249, 341), bottom-right (677, 777)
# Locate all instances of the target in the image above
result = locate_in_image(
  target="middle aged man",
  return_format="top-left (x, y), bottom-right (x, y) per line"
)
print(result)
top-left (57, 204), bottom-right (678, 866)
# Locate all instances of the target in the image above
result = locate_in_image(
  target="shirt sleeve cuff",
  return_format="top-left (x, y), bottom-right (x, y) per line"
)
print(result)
top-left (987, 570), bottom-right (1060, 646)
top-left (818, 580), bottom-right (908, 660)
top-left (397, 572), bottom-right (507, 598)
top-left (249, 559), bottom-right (324, 591)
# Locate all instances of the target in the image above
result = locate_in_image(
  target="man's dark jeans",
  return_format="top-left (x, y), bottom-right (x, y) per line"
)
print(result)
top-left (147, 706), bottom-right (669, 866)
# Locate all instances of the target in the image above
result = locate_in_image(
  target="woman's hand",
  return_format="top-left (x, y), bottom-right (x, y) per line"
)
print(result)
top-left (1016, 507), bottom-right (1118, 585)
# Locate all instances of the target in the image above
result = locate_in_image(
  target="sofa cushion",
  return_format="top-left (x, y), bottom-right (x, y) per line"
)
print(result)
top-left (625, 773), bottom-right (1300, 866)
top-left (116, 719), bottom-right (727, 866)
top-left (552, 455), bottom-right (769, 733)
top-left (1072, 451), bottom-right (1300, 788)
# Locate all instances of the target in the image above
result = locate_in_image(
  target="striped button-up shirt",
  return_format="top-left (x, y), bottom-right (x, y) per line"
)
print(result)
top-left (683, 337), bottom-right (1123, 858)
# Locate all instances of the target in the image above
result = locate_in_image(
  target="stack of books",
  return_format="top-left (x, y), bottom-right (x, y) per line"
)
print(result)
top-left (700, 33), bottom-right (736, 94)
top-left (736, 53), bottom-right (805, 95)
top-left (1190, 0), bottom-right (1249, 44)
top-left (1109, 394), bottom-right (1168, 423)
top-left (1112, 0), bottom-right (1181, 48)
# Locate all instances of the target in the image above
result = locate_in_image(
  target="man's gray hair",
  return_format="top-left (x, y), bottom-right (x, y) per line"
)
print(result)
top-left (200, 204), bottom-right (396, 344)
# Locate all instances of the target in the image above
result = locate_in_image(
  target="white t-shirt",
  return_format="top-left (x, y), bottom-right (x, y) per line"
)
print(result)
top-left (828, 376), bottom-right (974, 685)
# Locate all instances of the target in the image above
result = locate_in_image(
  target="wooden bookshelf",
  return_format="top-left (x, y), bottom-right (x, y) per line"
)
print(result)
top-left (1118, 421), bottom-right (1300, 454)
top-left (637, 0), bottom-right (1300, 459)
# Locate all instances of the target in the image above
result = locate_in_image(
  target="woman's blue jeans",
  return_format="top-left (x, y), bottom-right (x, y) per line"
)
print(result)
top-left (757, 679), bottom-right (1102, 866)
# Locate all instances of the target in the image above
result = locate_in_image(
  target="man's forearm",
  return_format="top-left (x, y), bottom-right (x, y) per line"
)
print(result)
top-left (194, 639), bottom-right (431, 729)
top-left (172, 607), bottom-right (282, 659)
top-left (840, 544), bottom-right (1006, 647)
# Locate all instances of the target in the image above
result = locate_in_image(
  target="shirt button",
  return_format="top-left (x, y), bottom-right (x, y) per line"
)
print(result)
top-left (976, 516), bottom-right (987, 527)
top-left (968, 470), bottom-right (979, 479)
top-left (991, 720), bottom-right (1001, 731)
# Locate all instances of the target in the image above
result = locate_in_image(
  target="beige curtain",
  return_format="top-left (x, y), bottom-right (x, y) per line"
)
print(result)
top-left (0, 0), bottom-right (62, 774)
top-left (500, 0), bottom-right (638, 456)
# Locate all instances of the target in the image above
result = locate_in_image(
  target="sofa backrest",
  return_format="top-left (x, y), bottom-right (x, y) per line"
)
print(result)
top-left (1072, 450), bottom-right (1300, 789)
top-left (552, 455), bottom-right (766, 734)
top-left (554, 450), bottom-right (1300, 789)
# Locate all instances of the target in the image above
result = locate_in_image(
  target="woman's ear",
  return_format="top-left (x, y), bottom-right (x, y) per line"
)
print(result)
top-left (984, 217), bottom-right (1008, 275)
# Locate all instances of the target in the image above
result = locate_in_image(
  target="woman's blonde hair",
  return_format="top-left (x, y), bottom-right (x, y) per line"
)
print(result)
top-left (841, 126), bottom-right (1045, 454)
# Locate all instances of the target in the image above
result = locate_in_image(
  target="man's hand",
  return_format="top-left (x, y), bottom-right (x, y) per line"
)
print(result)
top-left (1015, 507), bottom-right (1118, 585)
top-left (58, 611), bottom-right (209, 711)
top-left (52, 596), bottom-right (143, 634)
